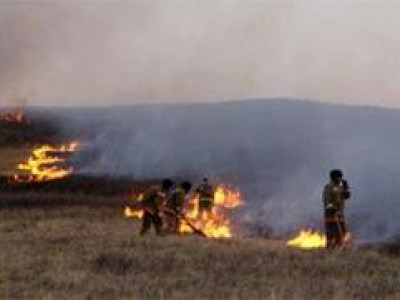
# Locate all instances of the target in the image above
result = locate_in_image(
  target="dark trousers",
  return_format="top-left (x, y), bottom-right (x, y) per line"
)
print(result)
top-left (325, 209), bottom-right (346, 249)
top-left (140, 211), bottom-right (163, 235)
top-left (165, 207), bottom-right (181, 233)
top-left (198, 199), bottom-right (213, 217)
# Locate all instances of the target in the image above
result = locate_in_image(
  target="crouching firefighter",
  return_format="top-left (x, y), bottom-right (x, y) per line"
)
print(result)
top-left (140, 179), bottom-right (174, 236)
top-left (323, 169), bottom-right (351, 249)
top-left (165, 181), bottom-right (192, 234)
top-left (196, 177), bottom-right (214, 218)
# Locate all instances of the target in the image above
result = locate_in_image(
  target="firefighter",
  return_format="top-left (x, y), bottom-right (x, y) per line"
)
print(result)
top-left (323, 169), bottom-right (351, 249)
top-left (165, 181), bottom-right (192, 233)
top-left (139, 179), bottom-right (174, 236)
top-left (196, 177), bottom-right (214, 218)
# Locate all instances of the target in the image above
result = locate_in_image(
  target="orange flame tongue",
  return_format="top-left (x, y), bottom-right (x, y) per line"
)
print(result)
top-left (179, 184), bottom-right (242, 238)
top-left (286, 230), bottom-right (327, 249)
top-left (14, 142), bottom-right (79, 182)
top-left (124, 207), bottom-right (144, 219)
top-left (124, 184), bottom-right (243, 239)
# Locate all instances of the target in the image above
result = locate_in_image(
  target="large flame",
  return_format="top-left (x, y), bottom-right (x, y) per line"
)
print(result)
top-left (179, 185), bottom-right (242, 238)
top-left (14, 142), bottom-right (79, 182)
top-left (287, 230), bottom-right (327, 249)
top-left (124, 184), bottom-right (243, 238)
top-left (287, 229), bottom-right (353, 250)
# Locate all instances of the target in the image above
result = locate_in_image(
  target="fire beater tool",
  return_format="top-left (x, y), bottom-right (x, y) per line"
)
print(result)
top-left (163, 208), bottom-right (207, 237)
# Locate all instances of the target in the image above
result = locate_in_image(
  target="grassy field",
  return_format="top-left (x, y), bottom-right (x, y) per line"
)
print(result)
top-left (1, 149), bottom-right (400, 299)
top-left (0, 201), bottom-right (399, 299)
top-left (0, 147), bottom-right (31, 176)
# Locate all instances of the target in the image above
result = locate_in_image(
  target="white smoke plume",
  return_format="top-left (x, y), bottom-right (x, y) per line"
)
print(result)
top-left (52, 100), bottom-right (400, 242)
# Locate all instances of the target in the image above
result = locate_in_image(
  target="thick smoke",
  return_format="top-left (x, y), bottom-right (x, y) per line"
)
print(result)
top-left (1, 1), bottom-right (400, 108)
top-left (54, 100), bottom-right (400, 242)
top-left (2, 2), bottom-right (399, 240)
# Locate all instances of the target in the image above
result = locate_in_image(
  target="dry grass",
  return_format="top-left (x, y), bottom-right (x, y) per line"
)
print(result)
top-left (1, 204), bottom-right (400, 300)
top-left (0, 147), bottom-right (31, 176)
top-left (1, 147), bottom-right (400, 299)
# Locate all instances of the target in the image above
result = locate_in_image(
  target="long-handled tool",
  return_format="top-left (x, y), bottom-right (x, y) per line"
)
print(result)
top-left (163, 208), bottom-right (207, 237)
top-left (177, 212), bottom-right (207, 237)
top-left (335, 212), bottom-right (345, 248)
top-left (125, 203), bottom-right (207, 237)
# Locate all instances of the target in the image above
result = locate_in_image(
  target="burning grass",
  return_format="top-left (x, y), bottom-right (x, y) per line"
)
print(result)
top-left (287, 229), bottom-right (354, 250)
top-left (1, 146), bottom-right (400, 298)
top-left (1, 205), bottom-right (400, 299)
top-left (287, 229), bottom-right (327, 249)
top-left (0, 108), bottom-right (27, 124)
top-left (13, 142), bottom-right (80, 182)
top-left (0, 110), bottom-right (60, 146)
top-left (124, 184), bottom-right (242, 238)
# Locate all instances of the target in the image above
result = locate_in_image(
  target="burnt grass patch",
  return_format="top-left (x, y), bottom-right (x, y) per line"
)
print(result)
top-left (0, 175), bottom-right (159, 209)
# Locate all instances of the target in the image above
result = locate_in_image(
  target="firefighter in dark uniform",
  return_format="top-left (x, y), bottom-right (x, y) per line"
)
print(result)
top-left (140, 179), bottom-right (174, 236)
top-left (323, 169), bottom-right (351, 248)
top-left (165, 181), bottom-right (192, 233)
top-left (195, 177), bottom-right (214, 217)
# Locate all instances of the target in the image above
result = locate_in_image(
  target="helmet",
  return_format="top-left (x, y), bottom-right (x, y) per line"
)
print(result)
top-left (181, 181), bottom-right (192, 193)
top-left (330, 169), bottom-right (343, 180)
top-left (162, 179), bottom-right (174, 190)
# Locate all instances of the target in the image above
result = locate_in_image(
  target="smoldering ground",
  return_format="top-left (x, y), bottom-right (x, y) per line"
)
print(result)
top-left (41, 99), bottom-right (400, 242)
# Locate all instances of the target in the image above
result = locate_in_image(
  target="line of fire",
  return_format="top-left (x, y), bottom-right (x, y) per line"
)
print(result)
top-left (2, 108), bottom-right (352, 250)
top-left (0, 107), bottom-right (27, 124)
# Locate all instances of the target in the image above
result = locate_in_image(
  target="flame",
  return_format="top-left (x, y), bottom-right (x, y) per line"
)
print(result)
top-left (14, 142), bottom-right (79, 182)
top-left (287, 230), bottom-right (327, 249)
top-left (124, 207), bottom-right (144, 218)
top-left (179, 185), bottom-right (242, 238)
top-left (0, 108), bottom-right (27, 124)
top-left (124, 184), bottom-right (243, 238)
top-left (124, 193), bottom-right (145, 218)
top-left (214, 185), bottom-right (241, 208)
top-left (287, 229), bottom-right (354, 250)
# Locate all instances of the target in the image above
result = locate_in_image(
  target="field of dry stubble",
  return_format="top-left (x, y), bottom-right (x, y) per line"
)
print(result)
top-left (1, 202), bottom-right (400, 299)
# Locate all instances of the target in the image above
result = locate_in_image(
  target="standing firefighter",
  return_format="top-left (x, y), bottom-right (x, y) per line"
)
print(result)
top-left (165, 181), bottom-right (192, 233)
top-left (196, 177), bottom-right (214, 217)
top-left (323, 169), bottom-right (351, 248)
top-left (140, 179), bottom-right (174, 236)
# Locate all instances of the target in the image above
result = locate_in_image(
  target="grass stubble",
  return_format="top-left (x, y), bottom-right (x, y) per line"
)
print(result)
top-left (0, 202), bottom-right (399, 300)
top-left (0, 147), bottom-right (399, 299)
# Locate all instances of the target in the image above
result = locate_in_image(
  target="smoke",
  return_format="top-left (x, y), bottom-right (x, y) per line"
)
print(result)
top-left (1, 1), bottom-right (400, 108)
top-left (2, 0), bottom-right (400, 240)
top-left (53, 100), bottom-right (400, 242)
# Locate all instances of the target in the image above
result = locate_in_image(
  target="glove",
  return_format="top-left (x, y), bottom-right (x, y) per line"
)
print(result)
top-left (325, 203), bottom-right (335, 210)
top-left (342, 179), bottom-right (349, 188)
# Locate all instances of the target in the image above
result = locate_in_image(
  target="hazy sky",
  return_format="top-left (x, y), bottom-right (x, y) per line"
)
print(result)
top-left (1, 0), bottom-right (400, 108)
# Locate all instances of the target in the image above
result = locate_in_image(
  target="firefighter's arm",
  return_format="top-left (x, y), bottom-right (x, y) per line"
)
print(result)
top-left (343, 189), bottom-right (351, 200)
top-left (323, 185), bottom-right (334, 210)
top-left (342, 180), bottom-right (351, 200)
top-left (155, 192), bottom-right (166, 209)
